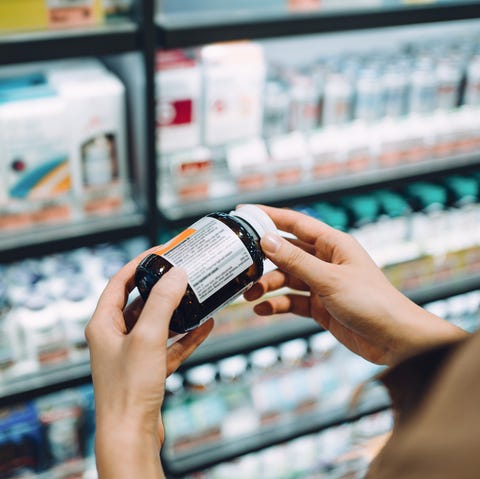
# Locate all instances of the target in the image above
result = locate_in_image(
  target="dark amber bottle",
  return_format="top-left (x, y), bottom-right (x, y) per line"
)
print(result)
top-left (135, 205), bottom-right (277, 333)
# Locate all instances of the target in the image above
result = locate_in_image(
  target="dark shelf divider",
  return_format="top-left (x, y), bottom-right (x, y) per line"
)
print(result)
top-left (156, 2), bottom-right (480, 48)
top-left (0, 21), bottom-right (140, 66)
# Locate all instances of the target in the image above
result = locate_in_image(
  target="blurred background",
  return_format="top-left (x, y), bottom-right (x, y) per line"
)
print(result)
top-left (2, 0), bottom-right (480, 477)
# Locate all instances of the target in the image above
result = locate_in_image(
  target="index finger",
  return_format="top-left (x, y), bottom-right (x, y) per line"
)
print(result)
top-left (256, 205), bottom-right (339, 246)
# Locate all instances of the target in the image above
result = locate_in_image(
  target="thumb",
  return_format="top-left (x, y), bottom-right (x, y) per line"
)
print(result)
top-left (134, 267), bottom-right (188, 343)
top-left (261, 232), bottom-right (335, 294)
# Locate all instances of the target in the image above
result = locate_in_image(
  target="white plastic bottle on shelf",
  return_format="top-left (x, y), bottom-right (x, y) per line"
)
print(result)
top-left (183, 364), bottom-right (226, 446)
top-left (277, 338), bottom-right (314, 413)
top-left (162, 373), bottom-right (194, 454)
top-left (464, 54), bottom-right (480, 106)
top-left (263, 78), bottom-right (290, 138)
top-left (217, 354), bottom-right (259, 439)
top-left (0, 281), bottom-right (21, 377)
top-left (16, 290), bottom-right (69, 371)
top-left (249, 346), bottom-right (283, 425)
top-left (322, 72), bottom-right (353, 127)
top-left (436, 58), bottom-right (462, 112)
top-left (60, 279), bottom-right (97, 360)
top-left (308, 331), bottom-right (341, 408)
top-left (408, 57), bottom-right (437, 115)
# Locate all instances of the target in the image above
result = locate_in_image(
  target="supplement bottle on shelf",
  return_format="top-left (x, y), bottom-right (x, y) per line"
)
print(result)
top-left (135, 205), bottom-right (277, 333)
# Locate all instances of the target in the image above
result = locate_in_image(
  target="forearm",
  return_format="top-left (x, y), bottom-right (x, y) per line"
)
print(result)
top-left (95, 421), bottom-right (164, 479)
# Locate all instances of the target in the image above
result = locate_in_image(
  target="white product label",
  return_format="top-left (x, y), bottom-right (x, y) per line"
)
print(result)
top-left (158, 217), bottom-right (253, 303)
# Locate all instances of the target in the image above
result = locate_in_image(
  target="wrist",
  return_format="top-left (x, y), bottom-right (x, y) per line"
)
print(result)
top-left (95, 418), bottom-right (164, 479)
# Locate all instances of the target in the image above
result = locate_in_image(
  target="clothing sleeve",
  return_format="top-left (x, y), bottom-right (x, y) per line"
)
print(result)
top-left (366, 333), bottom-right (480, 479)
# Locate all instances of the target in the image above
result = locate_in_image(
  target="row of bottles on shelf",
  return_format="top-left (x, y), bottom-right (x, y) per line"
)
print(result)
top-left (0, 237), bottom-right (148, 380)
top-left (185, 409), bottom-right (394, 479)
top-left (0, 286), bottom-right (478, 479)
top-left (291, 172), bottom-right (480, 289)
top-left (0, 385), bottom-right (96, 479)
top-left (157, 34), bottom-right (480, 202)
top-left (0, 0), bottom-right (133, 33)
top-left (162, 331), bottom-right (385, 457)
top-left (168, 287), bottom-right (480, 475)
top-left (0, 59), bottom-right (133, 232)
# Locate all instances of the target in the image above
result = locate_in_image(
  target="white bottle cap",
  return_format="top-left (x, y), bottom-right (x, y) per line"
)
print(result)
top-left (249, 346), bottom-right (278, 370)
top-left (279, 338), bottom-right (308, 363)
top-left (230, 205), bottom-right (277, 238)
top-left (185, 364), bottom-right (217, 387)
top-left (218, 355), bottom-right (248, 381)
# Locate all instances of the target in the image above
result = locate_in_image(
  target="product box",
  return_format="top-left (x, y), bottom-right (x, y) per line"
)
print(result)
top-left (46, 0), bottom-right (104, 29)
top-left (0, 73), bottom-right (72, 230)
top-left (47, 63), bottom-right (130, 216)
top-left (268, 131), bottom-right (311, 185)
top-left (163, 146), bottom-right (213, 201)
top-left (155, 50), bottom-right (202, 154)
top-left (0, 0), bottom-right (47, 32)
top-left (201, 42), bottom-right (266, 146)
top-left (227, 138), bottom-right (270, 191)
top-left (308, 128), bottom-right (344, 179)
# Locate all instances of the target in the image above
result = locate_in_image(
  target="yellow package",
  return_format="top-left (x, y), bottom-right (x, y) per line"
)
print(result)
top-left (0, 0), bottom-right (47, 33)
top-left (46, 0), bottom-right (104, 29)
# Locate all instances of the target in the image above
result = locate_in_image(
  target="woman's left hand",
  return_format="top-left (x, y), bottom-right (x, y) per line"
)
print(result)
top-left (86, 252), bottom-right (213, 479)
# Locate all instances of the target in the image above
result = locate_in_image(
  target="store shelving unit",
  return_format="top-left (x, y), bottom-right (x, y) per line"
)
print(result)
top-left (0, 21), bottom-right (141, 66)
top-left (163, 384), bottom-right (390, 477)
top-left (156, 1), bottom-right (480, 48)
top-left (160, 150), bottom-right (480, 222)
top-left (3, 1), bottom-right (480, 476)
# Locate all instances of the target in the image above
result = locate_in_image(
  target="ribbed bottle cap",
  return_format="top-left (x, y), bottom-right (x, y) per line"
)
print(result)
top-left (230, 205), bottom-right (277, 238)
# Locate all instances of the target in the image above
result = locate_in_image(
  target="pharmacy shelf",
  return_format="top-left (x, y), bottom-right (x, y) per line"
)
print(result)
top-left (0, 210), bottom-right (146, 263)
top-left (0, 360), bottom-right (91, 408)
top-left (0, 270), bottom-right (479, 408)
top-left (182, 270), bottom-right (480, 368)
top-left (163, 383), bottom-right (391, 477)
top-left (156, 1), bottom-right (480, 48)
top-left (0, 21), bottom-right (140, 66)
top-left (182, 316), bottom-right (322, 369)
top-left (159, 151), bottom-right (480, 222)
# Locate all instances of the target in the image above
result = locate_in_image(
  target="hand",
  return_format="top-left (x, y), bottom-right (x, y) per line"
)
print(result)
top-left (245, 205), bottom-right (467, 367)
top-left (86, 252), bottom-right (213, 479)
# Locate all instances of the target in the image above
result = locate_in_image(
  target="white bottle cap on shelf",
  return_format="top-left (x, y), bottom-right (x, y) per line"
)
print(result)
top-left (218, 354), bottom-right (248, 381)
top-left (309, 331), bottom-right (338, 355)
top-left (185, 364), bottom-right (217, 387)
top-left (165, 372), bottom-right (184, 395)
top-left (249, 346), bottom-right (278, 370)
top-left (230, 205), bottom-right (277, 238)
top-left (279, 338), bottom-right (308, 363)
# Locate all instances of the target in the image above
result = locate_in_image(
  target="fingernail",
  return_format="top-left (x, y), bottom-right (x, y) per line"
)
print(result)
top-left (261, 232), bottom-right (281, 254)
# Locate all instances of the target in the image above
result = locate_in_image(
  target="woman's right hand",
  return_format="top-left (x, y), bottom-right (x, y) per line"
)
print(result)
top-left (244, 205), bottom-right (468, 366)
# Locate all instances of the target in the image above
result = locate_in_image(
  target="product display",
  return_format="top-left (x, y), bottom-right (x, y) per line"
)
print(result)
top-left (3, 3), bottom-right (480, 478)
top-left (162, 331), bottom-right (385, 458)
top-left (0, 385), bottom-right (96, 478)
top-left (136, 205), bottom-right (277, 333)
top-left (0, 59), bottom-right (133, 232)
top-left (0, 0), bottom-right (133, 33)
top-left (0, 237), bottom-right (148, 380)
top-left (157, 33), bottom-right (480, 210)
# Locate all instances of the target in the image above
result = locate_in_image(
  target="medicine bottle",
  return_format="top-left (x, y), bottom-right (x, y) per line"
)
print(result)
top-left (135, 205), bottom-right (277, 333)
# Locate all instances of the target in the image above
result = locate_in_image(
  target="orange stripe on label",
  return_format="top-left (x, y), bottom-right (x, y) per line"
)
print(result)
top-left (153, 228), bottom-right (197, 256)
